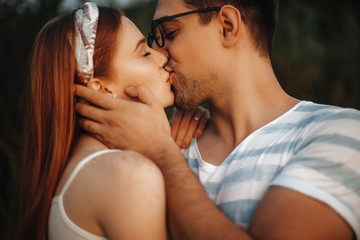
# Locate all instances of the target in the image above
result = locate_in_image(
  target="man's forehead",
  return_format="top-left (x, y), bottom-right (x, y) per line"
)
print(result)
top-left (154, 0), bottom-right (190, 20)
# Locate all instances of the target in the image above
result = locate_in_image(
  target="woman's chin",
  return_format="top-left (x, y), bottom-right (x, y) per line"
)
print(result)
top-left (161, 95), bottom-right (175, 108)
top-left (162, 101), bottom-right (175, 108)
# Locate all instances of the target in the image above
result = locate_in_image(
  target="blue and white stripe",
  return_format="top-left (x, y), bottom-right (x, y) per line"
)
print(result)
top-left (182, 101), bottom-right (360, 238)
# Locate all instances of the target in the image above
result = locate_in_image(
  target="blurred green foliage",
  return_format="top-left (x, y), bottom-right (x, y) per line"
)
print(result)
top-left (0, 0), bottom-right (359, 238)
top-left (274, 0), bottom-right (360, 108)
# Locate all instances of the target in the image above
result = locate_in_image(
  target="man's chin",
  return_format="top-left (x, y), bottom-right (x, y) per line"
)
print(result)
top-left (174, 98), bottom-right (196, 111)
top-left (172, 86), bottom-right (199, 110)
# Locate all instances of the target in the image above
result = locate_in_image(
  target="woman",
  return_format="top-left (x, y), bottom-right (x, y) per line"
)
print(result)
top-left (17, 3), bottom-right (207, 240)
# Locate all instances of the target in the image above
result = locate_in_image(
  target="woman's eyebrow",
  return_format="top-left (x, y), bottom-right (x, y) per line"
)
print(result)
top-left (134, 38), bottom-right (146, 52)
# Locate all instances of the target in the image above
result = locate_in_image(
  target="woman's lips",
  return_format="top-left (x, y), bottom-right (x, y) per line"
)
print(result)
top-left (168, 72), bottom-right (174, 85)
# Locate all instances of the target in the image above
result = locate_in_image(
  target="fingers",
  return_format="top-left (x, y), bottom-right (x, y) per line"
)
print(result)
top-left (170, 108), bottom-right (184, 140)
top-left (76, 102), bottom-right (107, 123)
top-left (181, 114), bottom-right (201, 149)
top-left (88, 132), bottom-right (117, 150)
top-left (174, 108), bottom-right (203, 148)
top-left (194, 110), bottom-right (209, 139)
top-left (78, 118), bottom-right (119, 149)
top-left (173, 110), bottom-right (191, 147)
top-left (171, 106), bottom-right (211, 148)
top-left (74, 85), bottom-right (115, 110)
top-left (78, 118), bottom-right (104, 139)
top-left (125, 85), bottom-right (159, 106)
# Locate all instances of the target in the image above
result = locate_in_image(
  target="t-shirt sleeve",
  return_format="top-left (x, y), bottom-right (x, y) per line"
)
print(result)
top-left (270, 108), bottom-right (360, 239)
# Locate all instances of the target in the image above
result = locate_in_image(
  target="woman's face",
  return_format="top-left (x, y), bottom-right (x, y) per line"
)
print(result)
top-left (104, 17), bottom-right (174, 107)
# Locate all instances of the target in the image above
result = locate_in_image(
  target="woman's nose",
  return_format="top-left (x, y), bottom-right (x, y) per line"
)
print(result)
top-left (152, 43), bottom-right (170, 59)
top-left (154, 50), bottom-right (168, 68)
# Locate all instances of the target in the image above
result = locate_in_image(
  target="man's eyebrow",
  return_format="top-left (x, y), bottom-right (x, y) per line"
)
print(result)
top-left (154, 16), bottom-right (180, 23)
top-left (162, 18), bottom-right (179, 23)
top-left (134, 38), bottom-right (146, 52)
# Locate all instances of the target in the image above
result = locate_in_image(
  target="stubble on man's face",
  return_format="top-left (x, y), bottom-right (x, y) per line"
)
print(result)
top-left (172, 71), bottom-right (201, 110)
top-left (172, 69), bottom-right (218, 110)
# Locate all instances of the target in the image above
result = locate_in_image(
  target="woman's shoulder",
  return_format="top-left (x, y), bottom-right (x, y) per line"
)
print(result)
top-left (71, 135), bottom-right (151, 166)
top-left (81, 149), bottom-right (164, 195)
top-left (61, 150), bottom-right (164, 211)
top-left (57, 149), bottom-right (165, 239)
top-left (68, 134), bottom-right (162, 182)
top-left (61, 148), bottom-right (162, 199)
top-left (90, 149), bottom-right (161, 176)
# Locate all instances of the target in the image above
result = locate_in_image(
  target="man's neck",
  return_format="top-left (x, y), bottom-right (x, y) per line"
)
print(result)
top-left (197, 55), bottom-right (300, 165)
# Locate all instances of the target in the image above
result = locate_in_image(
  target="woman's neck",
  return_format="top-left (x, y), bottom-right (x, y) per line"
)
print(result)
top-left (69, 133), bottom-right (110, 161)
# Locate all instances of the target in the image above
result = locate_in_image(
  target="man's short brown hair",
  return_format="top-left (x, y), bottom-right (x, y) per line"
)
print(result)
top-left (183, 0), bottom-right (278, 57)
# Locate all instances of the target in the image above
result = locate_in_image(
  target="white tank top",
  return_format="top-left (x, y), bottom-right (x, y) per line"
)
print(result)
top-left (48, 149), bottom-right (120, 240)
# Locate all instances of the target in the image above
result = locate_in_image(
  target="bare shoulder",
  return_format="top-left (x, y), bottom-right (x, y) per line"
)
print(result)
top-left (66, 150), bottom-right (164, 203)
top-left (89, 150), bottom-right (166, 239)
top-left (91, 150), bottom-right (163, 179)
top-left (62, 150), bottom-right (166, 239)
top-left (85, 150), bottom-right (165, 199)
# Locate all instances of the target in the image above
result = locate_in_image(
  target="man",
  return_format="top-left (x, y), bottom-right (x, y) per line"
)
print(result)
top-left (74, 0), bottom-right (360, 239)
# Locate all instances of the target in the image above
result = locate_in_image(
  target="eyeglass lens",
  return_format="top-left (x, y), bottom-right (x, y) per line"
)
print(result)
top-left (150, 21), bottom-right (164, 48)
top-left (148, 7), bottom-right (221, 48)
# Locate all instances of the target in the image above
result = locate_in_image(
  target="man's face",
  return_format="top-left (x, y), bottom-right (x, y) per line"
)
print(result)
top-left (153, 0), bottom-right (221, 110)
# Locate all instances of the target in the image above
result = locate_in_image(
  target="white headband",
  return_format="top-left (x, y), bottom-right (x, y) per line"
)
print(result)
top-left (74, 2), bottom-right (99, 83)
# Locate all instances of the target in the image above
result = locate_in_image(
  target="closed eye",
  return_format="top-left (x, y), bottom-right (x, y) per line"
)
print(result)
top-left (165, 31), bottom-right (176, 39)
top-left (144, 51), bottom-right (151, 57)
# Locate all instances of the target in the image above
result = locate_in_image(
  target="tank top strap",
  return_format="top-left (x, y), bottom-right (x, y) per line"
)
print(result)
top-left (59, 149), bottom-right (121, 197)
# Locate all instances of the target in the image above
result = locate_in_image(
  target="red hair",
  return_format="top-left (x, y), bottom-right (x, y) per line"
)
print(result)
top-left (17, 7), bottom-right (122, 240)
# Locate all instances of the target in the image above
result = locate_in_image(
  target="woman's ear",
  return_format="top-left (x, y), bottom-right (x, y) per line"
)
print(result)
top-left (87, 78), bottom-right (114, 96)
top-left (218, 5), bottom-right (242, 47)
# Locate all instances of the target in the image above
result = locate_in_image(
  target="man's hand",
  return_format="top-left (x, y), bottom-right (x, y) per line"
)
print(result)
top-left (74, 84), bottom-right (173, 158)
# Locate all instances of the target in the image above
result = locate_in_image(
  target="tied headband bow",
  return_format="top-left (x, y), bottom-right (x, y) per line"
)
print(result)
top-left (74, 2), bottom-right (99, 83)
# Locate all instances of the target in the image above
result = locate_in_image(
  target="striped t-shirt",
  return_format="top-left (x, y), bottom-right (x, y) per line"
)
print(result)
top-left (181, 101), bottom-right (360, 238)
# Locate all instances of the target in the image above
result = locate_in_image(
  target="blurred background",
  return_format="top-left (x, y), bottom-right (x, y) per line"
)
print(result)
top-left (0, 0), bottom-right (359, 238)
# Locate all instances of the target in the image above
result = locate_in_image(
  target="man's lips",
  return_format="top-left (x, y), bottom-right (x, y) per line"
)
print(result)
top-left (165, 72), bottom-right (170, 83)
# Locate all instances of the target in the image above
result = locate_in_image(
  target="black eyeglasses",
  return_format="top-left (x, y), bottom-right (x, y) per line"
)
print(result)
top-left (148, 7), bottom-right (221, 48)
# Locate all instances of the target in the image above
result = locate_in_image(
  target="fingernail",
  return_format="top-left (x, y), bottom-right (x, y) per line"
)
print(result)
top-left (73, 86), bottom-right (76, 93)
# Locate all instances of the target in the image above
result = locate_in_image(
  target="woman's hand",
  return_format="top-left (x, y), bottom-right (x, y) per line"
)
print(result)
top-left (170, 106), bottom-right (210, 149)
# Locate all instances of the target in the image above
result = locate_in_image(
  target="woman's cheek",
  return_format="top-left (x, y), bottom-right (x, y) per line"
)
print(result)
top-left (121, 59), bottom-right (161, 87)
top-left (134, 64), bottom-right (158, 83)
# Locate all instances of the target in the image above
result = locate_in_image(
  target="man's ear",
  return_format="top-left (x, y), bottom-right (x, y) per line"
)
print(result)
top-left (218, 5), bottom-right (242, 47)
top-left (87, 78), bottom-right (114, 95)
